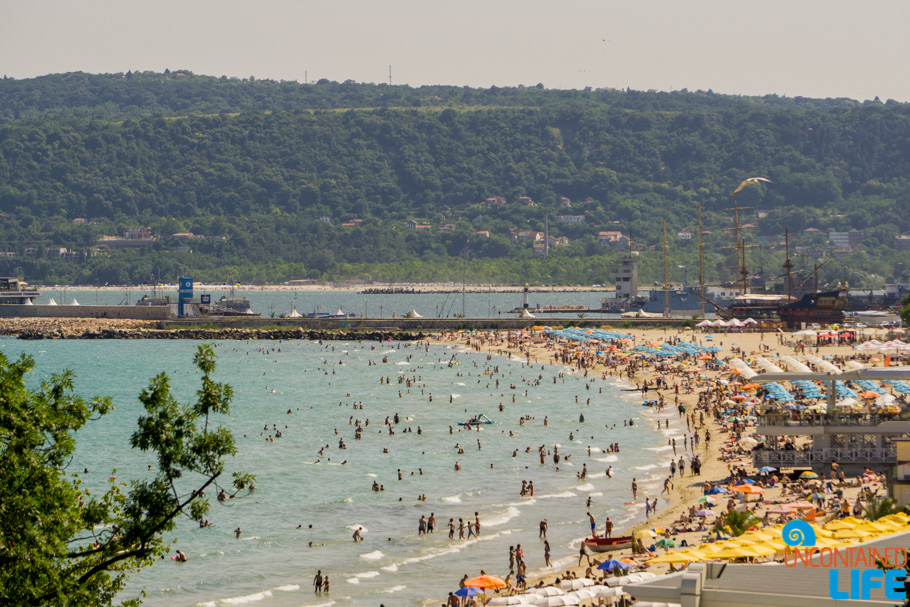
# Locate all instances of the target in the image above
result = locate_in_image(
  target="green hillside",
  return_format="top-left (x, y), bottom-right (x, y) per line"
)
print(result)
top-left (0, 71), bottom-right (908, 287)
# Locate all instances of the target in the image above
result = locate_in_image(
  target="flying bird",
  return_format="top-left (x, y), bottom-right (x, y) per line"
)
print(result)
top-left (732, 177), bottom-right (775, 196)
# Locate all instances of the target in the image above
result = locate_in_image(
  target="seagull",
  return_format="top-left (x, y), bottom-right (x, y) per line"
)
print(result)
top-left (732, 177), bottom-right (775, 196)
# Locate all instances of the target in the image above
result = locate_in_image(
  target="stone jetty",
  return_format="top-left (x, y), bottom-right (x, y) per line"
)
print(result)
top-left (0, 318), bottom-right (425, 342)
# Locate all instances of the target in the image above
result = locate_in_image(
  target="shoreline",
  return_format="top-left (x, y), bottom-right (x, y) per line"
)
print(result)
top-left (425, 324), bottom-right (900, 602)
top-left (428, 329), bottom-right (727, 592)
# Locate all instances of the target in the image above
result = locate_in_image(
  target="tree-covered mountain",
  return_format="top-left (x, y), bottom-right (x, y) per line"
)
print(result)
top-left (0, 71), bottom-right (908, 287)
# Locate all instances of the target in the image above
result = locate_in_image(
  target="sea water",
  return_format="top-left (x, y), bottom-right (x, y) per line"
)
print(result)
top-left (1, 337), bottom-right (673, 606)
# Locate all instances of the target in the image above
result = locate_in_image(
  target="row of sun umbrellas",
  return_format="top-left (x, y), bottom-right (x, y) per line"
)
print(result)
top-left (459, 570), bottom-right (658, 605)
top-left (646, 512), bottom-right (910, 565)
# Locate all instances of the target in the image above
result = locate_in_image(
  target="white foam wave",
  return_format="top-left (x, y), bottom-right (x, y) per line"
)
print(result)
top-left (381, 563), bottom-right (399, 573)
top-left (366, 473), bottom-right (377, 478)
top-left (346, 571), bottom-right (380, 584)
top-left (360, 550), bottom-right (384, 560)
top-left (238, 536), bottom-right (261, 541)
top-left (456, 382), bottom-right (466, 386)
top-left (588, 491), bottom-right (603, 497)
top-left (634, 464), bottom-right (659, 470)
top-left (646, 445), bottom-right (674, 452)
top-left (484, 506), bottom-right (520, 527)
top-left (595, 454), bottom-right (618, 462)
top-left (219, 590), bottom-right (273, 605)
top-left (274, 584), bottom-right (299, 592)
top-left (451, 394), bottom-right (461, 399)
top-left (395, 361), bottom-right (409, 365)
top-left (382, 585), bottom-right (407, 593)
top-left (576, 483), bottom-right (595, 492)
top-left (537, 491), bottom-right (577, 499)
top-left (442, 494), bottom-right (462, 503)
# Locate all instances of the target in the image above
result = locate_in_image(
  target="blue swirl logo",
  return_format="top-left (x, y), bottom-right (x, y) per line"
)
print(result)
top-left (782, 520), bottom-right (816, 547)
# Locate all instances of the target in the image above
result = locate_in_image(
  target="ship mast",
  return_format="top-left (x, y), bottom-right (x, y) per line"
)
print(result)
top-left (663, 220), bottom-right (670, 317)
top-left (783, 227), bottom-right (793, 300)
top-left (698, 201), bottom-right (706, 318)
top-left (723, 199), bottom-right (758, 295)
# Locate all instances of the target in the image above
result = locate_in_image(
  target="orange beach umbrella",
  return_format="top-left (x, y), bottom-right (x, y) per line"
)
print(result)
top-left (731, 485), bottom-right (765, 494)
top-left (464, 575), bottom-right (507, 590)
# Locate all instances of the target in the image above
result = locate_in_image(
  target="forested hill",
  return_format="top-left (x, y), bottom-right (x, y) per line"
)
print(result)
top-left (0, 71), bottom-right (909, 287)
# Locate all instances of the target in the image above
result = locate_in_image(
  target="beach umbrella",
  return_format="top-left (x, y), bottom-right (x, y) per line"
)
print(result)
top-left (456, 586), bottom-right (483, 598)
top-left (758, 467), bottom-right (777, 474)
top-left (596, 559), bottom-right (631, 571)
top-left (560, 578), bottom-right (595, 590)
top-left (590, 586), bottom-right (624, 598)
top-left (698, 496), bottom-right (719, 504)
top-left (834, 528), bottom-right (873, 540)
top-left (713, 545), bottom-right (763, 559)
top-left (732, 485), bottom-right (765, 494)
top-left (635, 529), bottom-right (658, 539)
top-left (695, 509), bottom-right (717, 518)
top-left (706, 487), bottom-right (728, 495)
top-left (526, 587), bottom-right (565, 597)
top-left (654, 538), bottom-right (678, 548)
top-left (647, 552), bottom-right (701, 564)
top-left (527, 596), bottom-right (579, 607)
top-left (488, 597), bottom-right (532, 606)
top-left (465, 575), bottom-right (508, 590)
top-left (799, 471), bottom-right (819, 480)
top-left (568, 588), bottom-right (597, 601)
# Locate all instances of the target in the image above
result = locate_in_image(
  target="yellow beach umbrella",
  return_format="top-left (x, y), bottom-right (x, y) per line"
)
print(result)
top-left (833, 528), bottom-right (873, 540)
top-left (712, 545), bottom-right (763, 559)
top-left (824, 520), bottom-right (857, 531)
top-left (648, 552), bottom-right (702, 564)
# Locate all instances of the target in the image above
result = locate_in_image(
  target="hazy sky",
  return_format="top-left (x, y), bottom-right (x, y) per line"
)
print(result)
top-left (3, 0), bottom-right (909, 101)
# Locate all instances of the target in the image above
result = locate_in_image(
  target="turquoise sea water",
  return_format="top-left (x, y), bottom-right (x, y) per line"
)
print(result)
top-left (3, 337), bottom-right (678, 607)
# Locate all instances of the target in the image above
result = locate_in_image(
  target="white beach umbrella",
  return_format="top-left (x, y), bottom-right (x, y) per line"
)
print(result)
top-left (526, 587), bottom-right (566, 597)
top-left (567, 588), bottom-right (598, 600)
top-left (488, 597), bottom-right (534, 606)
top-left (527, 596), bottom-right (579, 607)
top-left (590, 585), bottom-right (624, 597)
top-left (560, 578), bottom-right (594, 590)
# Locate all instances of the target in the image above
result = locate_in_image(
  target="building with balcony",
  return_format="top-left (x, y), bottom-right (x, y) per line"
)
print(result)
top-left (752, 369), bottom-right (910, 476)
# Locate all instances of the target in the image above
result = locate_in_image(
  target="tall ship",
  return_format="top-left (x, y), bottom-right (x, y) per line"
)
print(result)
top-left (0, 277), bottom-right (40, 304)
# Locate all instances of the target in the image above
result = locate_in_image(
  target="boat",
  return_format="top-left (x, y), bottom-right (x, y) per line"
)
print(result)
top-left (0, 277), bottom-right (40, 304)
top-left (583, 535), bottom-right (633, 553)
top-left (778, 287), bottom-right (848, 329)
top-left (210, 295), bottom-right (256, 315)
top-left (458, 414), bottom-right (495, 427)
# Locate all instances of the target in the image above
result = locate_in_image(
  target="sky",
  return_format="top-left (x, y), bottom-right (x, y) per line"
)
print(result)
top-left (3, 0), bottom-right (909, 102)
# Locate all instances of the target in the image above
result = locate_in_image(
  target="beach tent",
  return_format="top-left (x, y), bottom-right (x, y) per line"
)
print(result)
top-left (288, 308), bottom-right (302, 318)
top-left (69, 298), bottom-right (80, 305)
top-left (520, 309), bottom-right (536, 318)
top-left (696, 320), bottom-right (713, 327)
top-left (408, 309), bottom-right (423, 318)
top-left (47, 298), bottom-right (57, 305)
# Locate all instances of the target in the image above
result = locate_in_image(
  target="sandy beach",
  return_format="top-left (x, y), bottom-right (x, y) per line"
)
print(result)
top-left (426, 323), bottom-right (907, 604)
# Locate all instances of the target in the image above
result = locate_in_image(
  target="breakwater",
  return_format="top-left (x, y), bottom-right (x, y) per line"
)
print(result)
top-left (0, 316), bottom-right (685, 340)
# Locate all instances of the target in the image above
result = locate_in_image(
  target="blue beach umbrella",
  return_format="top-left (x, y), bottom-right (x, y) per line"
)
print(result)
top-left (597, 559), bottom-right (632, 571)
top-left (706, 487), bottom-right (728, 495)
top-left (758, 467), bottom-right (777, 474)
top-left (455, 586), bottom-right (482, 598)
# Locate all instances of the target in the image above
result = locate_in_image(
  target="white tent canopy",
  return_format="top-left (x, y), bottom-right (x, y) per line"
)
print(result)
top-left (288, 308), bottom-right (302, 318)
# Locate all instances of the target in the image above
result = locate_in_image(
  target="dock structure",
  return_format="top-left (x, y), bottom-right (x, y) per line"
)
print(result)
top-left (750, 368), bottom-right (910, 475)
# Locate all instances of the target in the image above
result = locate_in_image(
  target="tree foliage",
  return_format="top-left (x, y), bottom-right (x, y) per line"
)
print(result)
top-left (0, 344), bottom-right (252, 607)
top-left (1, 72), bottom-right (910, 286)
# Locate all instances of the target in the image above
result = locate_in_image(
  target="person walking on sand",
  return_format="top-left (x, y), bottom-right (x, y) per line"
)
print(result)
top-left (578, 540), bottom-right (592, 566)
